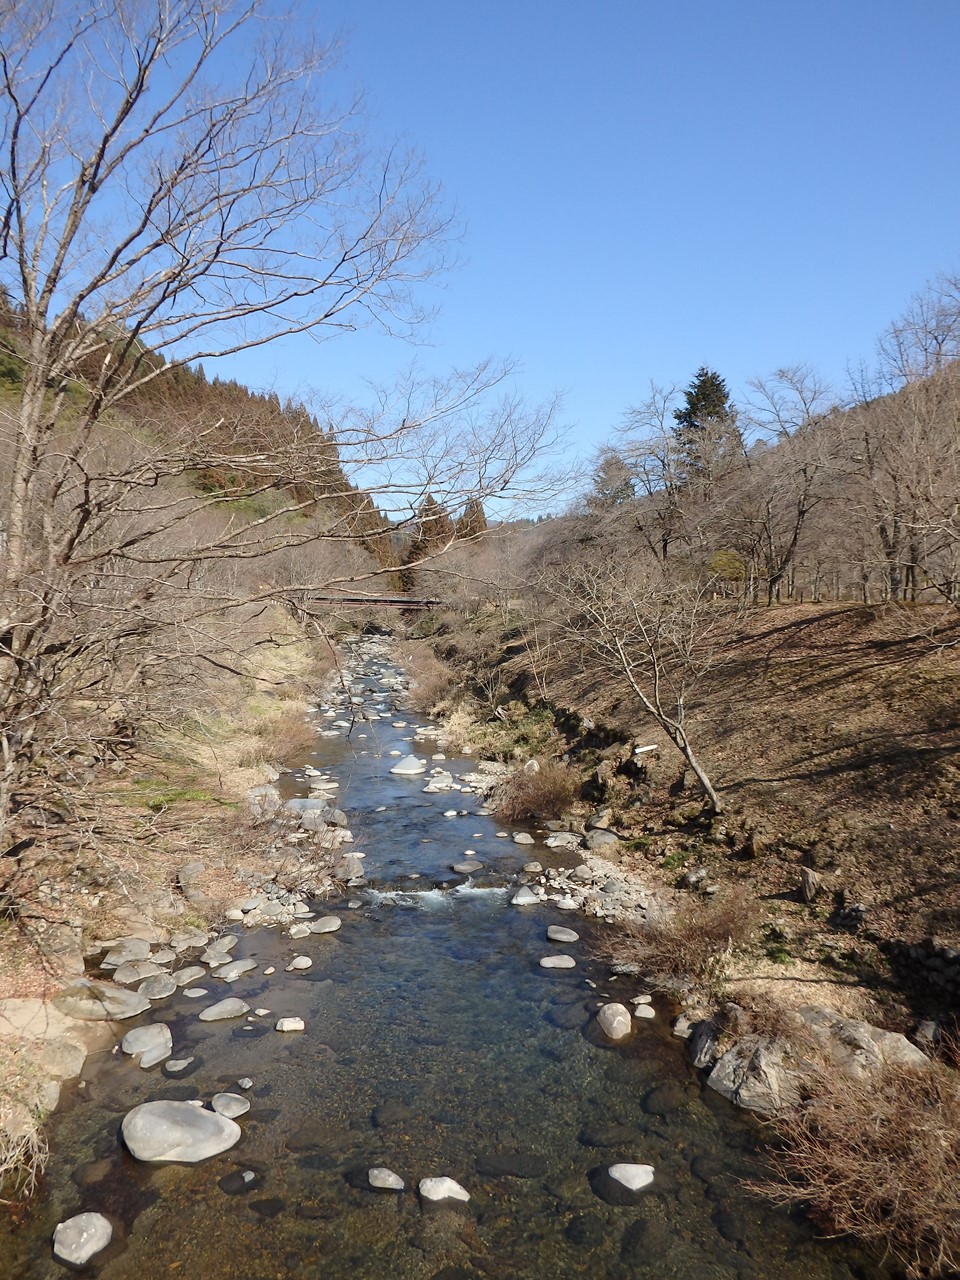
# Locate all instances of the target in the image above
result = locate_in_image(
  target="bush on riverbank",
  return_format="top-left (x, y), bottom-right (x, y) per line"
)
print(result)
top-left (611, 887), bottom-right (764, 997)
top-left (757, 1056), bottom-right (960, 1278)
top-left (493, 760), bottom-right (578, 822)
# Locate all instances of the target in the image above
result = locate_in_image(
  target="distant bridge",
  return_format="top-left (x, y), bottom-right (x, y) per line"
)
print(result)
top-left (290, 593), bottom-right (440, 611)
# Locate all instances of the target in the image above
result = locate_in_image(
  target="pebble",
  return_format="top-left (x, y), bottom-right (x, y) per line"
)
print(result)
top-left (276, 1017), bottom-right (305, 1032)
top-left (540, 955), bottom-right (576, 969)
top-left (237, 1077), bottom-right (253, 1090)
top-left (164, 1057), bottom-right (195, 1075)
top-left (264, 967), bottom-right (276, 976)
top-left (183, 988), bottom-right (208, 998)
top-left (369, 1167), bottom-right (405, 1191)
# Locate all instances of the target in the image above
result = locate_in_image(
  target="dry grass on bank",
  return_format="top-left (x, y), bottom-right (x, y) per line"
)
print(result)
top-left (0, 1058), bottom-right (48, 1202)
top-left (757, 1058), bottom-right (960, 1278)
top-left (493, 760), bottom-right (578, 823)
top-left (611, 887), bottom-right (765, 996)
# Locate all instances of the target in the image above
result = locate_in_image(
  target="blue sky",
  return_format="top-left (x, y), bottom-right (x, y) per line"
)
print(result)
top-left (216, 0), bottom-right (960, 460)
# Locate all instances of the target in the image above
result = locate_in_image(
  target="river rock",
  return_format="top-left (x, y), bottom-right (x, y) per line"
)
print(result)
top-left (137, 975), bottom-right (177, 1000)
top-left (309, 916), bottom-right (342, 934)
top-left (169, 927), bottom-right (209, 952)
top-left (121, 1023), bottom-right (172, 1059)
top-left (511, 887), bottom-right (539, 906)
top-left (633, 1004), bottom-right (656, 1020)
top-left (390, 755), bottom-right (427, 775)
top-left (164, 1057), bottom-right (195, 1076)
top-left (288, 924), bottom-right (311, 939)
top-left (585, 829), bottom-right (621, 852)
top-left (212, 1092), bottom-right (251, 1118)
top-left (596, 1003), bottom-right (633, 1040)
top-left (122, 1100), bottom-right (241, 1163)
top-left (452, 860), bottom-right (483, 874)
top-left (706, 1034), bottom-right (802, 1115)
top-left (52, 1212), bottom-right (113, 1266)
top-left (54, 979), bottom-right (151, 1022)
top-left (512, 832), bottom-right (535, 845)
top-left (286, 956), bottom-right (312, 971)
top-left (419, 1176), bottom-right (470, 1203)
top-left (797, 1005), bottom-right (930, 1076)
top-left (212, 959), bottom-right (258, 982)
top-left (198, 998), bottom-right (250, 1022)
top-left (173, 966), bottom-right (206, 987)
top-left (112, 959), bottom-right (164, 985)
top-left (276, 1017), bottom-right (305, 1032)
top-left (547, 925), bottom-right (579, 943)
top-left (545, 832), bottom-right (583, 851)
top-left (369, 1167), bottom-right (405, 1191)
top-left (540, 955), bottom-right (576, 970)
top-left (102, 937), bottom-right (152, 968)
top-left (608, 1163), bottom-right (655, 1191)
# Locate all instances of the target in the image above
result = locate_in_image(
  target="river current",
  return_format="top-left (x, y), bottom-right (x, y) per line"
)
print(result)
top-left (1, 636), bottom-right (890, 1279)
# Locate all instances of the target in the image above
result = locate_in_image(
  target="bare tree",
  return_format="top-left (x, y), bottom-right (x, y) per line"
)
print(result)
top-left (0, 2), bottom-right (561, 851)
top-left (544, 558), bottom-right (733, 815)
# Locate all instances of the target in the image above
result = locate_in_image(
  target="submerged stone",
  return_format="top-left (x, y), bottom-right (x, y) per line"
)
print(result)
top-left (419, 1176), bottom-right (470, 1203)
top-left (52, 1212), bottom-right (113, 1266)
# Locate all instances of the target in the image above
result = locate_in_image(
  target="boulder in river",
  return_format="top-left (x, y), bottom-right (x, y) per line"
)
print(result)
top-left (122, 1100), bottom-right (241, 1163)
top-left (547, 925), bottom-right (579, 943)
top-left (309, 916), bottom-right (342, 934)
top-left (121, 1023), bottom-right (172, 1060)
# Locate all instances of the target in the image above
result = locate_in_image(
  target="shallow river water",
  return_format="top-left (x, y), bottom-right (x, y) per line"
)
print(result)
top-left (2, 638), bottom-right (892, 1279)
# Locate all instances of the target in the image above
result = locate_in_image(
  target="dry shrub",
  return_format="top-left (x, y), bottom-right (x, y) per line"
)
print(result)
top-left (758, 1060), bottom-right (960, 1277)
top-left (242, 708), bottom-right (317, 766)
top-left (400, 645), bottom-right (455, 715)
top-left (613, 887), bottom-right (763, 995)
top-left (494, 760), bottom-right (578, 823)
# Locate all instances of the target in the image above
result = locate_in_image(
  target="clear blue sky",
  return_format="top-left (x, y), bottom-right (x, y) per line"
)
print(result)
top-left (217, 0), bottom-right (960, 460)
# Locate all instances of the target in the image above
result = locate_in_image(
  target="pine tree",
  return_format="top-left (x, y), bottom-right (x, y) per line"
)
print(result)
top-left (672, 366), bottom-right (741, 485)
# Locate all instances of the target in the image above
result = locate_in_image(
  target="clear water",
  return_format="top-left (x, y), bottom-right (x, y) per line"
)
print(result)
top-left (1, 640), bottom-right (892, 1279)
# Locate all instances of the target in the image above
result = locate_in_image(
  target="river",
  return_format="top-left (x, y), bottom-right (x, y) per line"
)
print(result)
top-left (1, 635), bottom-right (891, 1279)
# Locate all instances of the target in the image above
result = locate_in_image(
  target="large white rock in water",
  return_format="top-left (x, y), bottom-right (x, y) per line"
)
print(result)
top-left (121, 1023), bottom-right (172, 1059)
top-left (368, 1166), bottom-right (404, 1191)
top-left (608, 1162), bottom-right (655, 1191)
top-left (389, 755), bottom-right (427, 775)
top-left (52, 1212), bottom-right (113, 1266)
top-left (597, 1003), bottom-right (633, 1040)
top-left (419, 1176), bottom-right (470, 1203)
top-left (539, 954), bottom-right (576, 969)
top-left (511, 887), bottom-right (539, 906)
top-left (286, 956), bottom-right (312, 971)
top-left (121, 1100), bottom-right (241, 1163)
top-left (197, 997), bottom-right (249, 1022)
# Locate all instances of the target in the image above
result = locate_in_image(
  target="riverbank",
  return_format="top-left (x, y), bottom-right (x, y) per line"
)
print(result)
top-left (0, 607), bottom-right (343, 1199)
